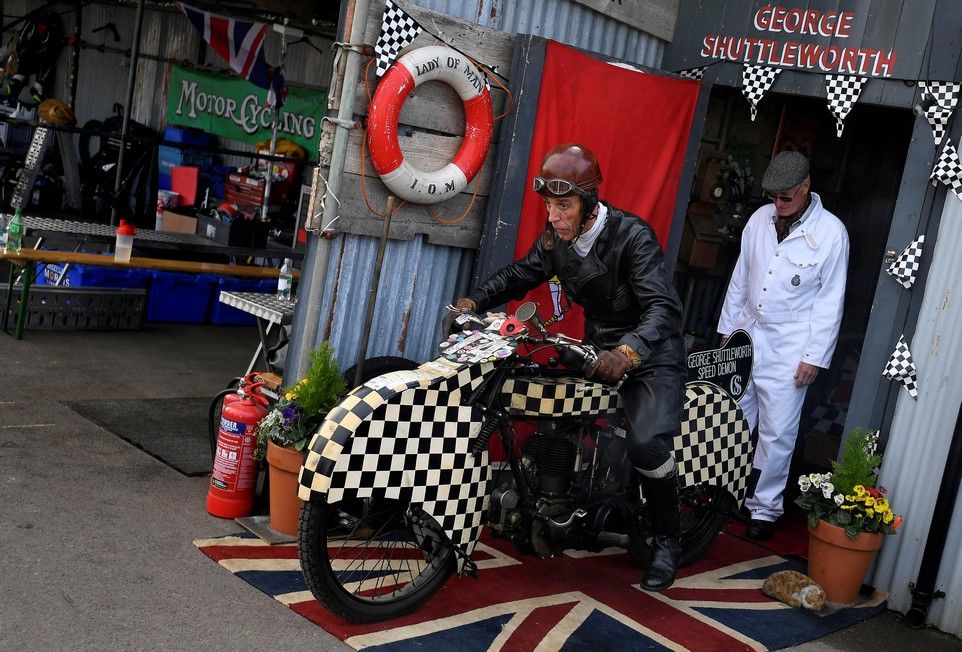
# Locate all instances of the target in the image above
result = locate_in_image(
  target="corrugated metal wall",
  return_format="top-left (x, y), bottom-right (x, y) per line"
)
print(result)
top-left (315, 0), bottom-right (667, 369)
top-left (870, 194), bottom-right (962, 636)
top-left (409, 0), bottom-right (664, 67)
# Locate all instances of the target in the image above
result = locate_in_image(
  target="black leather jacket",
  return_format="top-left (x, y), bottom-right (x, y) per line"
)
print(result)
top-left (468, 203), bottom-right (686, 368)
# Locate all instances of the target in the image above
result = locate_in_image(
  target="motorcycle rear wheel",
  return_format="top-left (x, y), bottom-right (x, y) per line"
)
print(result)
top-left (299, 497), bottom-right (456, 624)
top-left (628, 484), bottom-right (734, 568)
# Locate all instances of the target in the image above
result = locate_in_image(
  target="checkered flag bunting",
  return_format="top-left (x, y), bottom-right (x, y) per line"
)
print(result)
top-left (918, 81), bottom-right (961, 145)
top-left (886, 235), bottom-right (925, 289)
top-left (883, 335), bottom-right (918, 399)
top-left (826, 75), bottom-right (868, 137)
top-left (677, 67), bottom-right (706, 81)
top-left (742, 65), bottom-right (781, 121)
top-left (374, 0), bottom-right (423, 78)
top-left (930, 137), bottom-right (962, 200)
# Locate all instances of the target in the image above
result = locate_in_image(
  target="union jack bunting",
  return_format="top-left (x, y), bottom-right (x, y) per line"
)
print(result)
top-left (176, 2), bottom-right (271, 90)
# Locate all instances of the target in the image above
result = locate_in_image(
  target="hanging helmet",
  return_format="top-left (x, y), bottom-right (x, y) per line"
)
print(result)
top-left (38, 98), bottom-right (76, 125)
top-left (533, 143), bottom-right (602, 243)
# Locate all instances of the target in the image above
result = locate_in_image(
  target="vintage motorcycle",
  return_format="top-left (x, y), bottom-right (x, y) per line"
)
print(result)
top-left (296, 303), bottom-right (753, 624)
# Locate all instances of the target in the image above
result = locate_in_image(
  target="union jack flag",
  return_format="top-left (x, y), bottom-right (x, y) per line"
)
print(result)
top-left (194, 530), bottom-right (886, 650)
top-left (176, 2), bottom-right (272, 91)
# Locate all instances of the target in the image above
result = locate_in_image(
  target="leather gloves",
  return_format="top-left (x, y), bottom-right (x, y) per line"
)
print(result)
top-left (586, 348), bottom-right (631, 384)
top-left (441, 298), bottom-right (477, 335)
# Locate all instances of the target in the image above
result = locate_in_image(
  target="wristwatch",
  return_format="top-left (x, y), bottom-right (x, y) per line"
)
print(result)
top-left (616, 344), bottom-right (642, 371)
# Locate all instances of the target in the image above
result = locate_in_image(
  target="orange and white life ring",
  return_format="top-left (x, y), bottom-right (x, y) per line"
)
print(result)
top-left (367, 46), bottom-right (493, 205)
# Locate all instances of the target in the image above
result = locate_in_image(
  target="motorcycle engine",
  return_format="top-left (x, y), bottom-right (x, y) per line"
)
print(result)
top-left (508, 421), bottom-right (584, 557)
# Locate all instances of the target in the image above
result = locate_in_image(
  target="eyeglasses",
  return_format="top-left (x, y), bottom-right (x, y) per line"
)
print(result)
top-left (532, 177), bottom-right (589, 196)
top-left (765, 185), bottom-right (802, 204)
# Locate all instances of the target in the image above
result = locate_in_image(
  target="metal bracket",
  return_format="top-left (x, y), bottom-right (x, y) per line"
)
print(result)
top-left (305, 168), bottom-right (341, 236)
top-left (322, 116), bottom-right (361, 130)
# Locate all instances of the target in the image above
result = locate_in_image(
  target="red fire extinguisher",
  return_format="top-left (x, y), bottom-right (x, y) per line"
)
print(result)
top-left (207, 380), bottom-right (269, 518)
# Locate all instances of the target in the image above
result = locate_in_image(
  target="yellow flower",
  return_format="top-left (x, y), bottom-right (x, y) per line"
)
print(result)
top-left (883, 511), bottom-right (894, 524)
top-left (854, 485), bottom-right (867, 496)
top-left (864, 496), bottom-right (876, 507)
top-left (866, 508), bottom-right (875, 517)
top-left (875, 498), bottom-right (889, 511)
top-left (840, 504), bottom-right (856, 510)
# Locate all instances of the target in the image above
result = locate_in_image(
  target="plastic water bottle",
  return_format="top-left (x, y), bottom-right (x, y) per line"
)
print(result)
top-left (6, 208), bottom-right (24, 253)
top-left (277, 258), bottom-right (293, 301)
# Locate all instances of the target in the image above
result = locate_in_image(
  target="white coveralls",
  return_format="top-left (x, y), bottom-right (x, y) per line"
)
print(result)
top-left (718, 192), bottom-right (849, 522)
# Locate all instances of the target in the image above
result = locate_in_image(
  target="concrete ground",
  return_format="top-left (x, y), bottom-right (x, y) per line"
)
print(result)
top-left (1, 320), bottom-right (960, 651)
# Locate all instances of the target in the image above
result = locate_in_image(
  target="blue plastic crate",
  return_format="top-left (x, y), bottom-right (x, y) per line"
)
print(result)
top-left (164, 125), bottom-right (210, 147)
top-left (145, 271), bottom-right (217, 323)
top-left (35, 260), bottom-right (149, 289)
top-left (209, 277), bottom-right (276, 325)
top-left (158, 145), bottom-right (214, 190)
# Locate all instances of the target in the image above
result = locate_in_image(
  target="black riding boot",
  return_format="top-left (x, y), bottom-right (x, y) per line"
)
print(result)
top-left (639, 471), bottom-right (681, 592)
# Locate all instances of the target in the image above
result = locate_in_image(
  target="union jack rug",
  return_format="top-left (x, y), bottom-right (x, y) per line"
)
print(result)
top-left (194, 531), bottom-right (885, 651)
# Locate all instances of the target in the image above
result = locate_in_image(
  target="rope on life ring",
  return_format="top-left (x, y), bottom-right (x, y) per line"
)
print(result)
top-left (366, 45), bottom-right (493, 205)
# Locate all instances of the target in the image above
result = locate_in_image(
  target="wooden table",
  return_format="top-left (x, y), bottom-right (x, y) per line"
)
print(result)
top-left (1, 248), bottom-right (299, 340)
top-left (24, 215), bottom-right (304, 261)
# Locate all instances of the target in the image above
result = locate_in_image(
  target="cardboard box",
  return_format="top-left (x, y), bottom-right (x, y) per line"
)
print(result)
top-left (161, 210), bottom-right (198, 234)
top-left (197, 215), bottom-right (269, 248)
top-left (679, 212), bottom-right (723, 269)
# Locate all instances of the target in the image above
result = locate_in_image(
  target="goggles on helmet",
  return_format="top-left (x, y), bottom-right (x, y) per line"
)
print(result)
top-left (532, 176), bottom-right (589, 196)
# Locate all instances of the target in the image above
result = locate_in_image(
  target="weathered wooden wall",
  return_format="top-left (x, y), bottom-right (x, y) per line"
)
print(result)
top-left (319, 1), bottom-right (515, 249)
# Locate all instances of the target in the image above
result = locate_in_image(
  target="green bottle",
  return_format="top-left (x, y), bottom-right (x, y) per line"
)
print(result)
top-left (6, 208), bottom-right (24, 253)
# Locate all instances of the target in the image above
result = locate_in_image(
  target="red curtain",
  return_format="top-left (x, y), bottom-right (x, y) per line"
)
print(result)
top-left (508, 41), bottom-right (700, 339)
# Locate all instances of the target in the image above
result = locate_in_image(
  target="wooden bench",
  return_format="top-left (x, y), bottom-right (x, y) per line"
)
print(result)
top-left (1, 248), bottom-right (299, 340)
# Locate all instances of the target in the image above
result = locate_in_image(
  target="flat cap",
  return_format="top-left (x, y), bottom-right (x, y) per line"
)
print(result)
top-left (762, 151), bottom-right (810, 192)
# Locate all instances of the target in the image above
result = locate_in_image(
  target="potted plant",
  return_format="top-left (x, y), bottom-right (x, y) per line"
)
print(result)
top-left (795, 427), bottom-right (903, 605)
top-left (254, 342), bottom-right (346, 535)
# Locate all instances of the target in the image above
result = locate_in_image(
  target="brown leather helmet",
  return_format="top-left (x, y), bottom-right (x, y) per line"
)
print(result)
top-left (535, 143), bottom-right (603, 196)
top-left (535, 143), bottom-right (602, 246)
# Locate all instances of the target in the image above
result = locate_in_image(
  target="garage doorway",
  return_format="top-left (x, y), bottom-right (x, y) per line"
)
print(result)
top-left (675, 85), bottom-right (915, 482)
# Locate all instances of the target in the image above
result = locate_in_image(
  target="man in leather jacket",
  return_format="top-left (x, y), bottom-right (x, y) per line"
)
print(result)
top-left (448, 143), bottom-right (688, 591)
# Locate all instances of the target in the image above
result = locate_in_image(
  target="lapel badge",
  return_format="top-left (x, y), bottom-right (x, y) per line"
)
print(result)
top-left (791, 274), bottom-right (801, 286)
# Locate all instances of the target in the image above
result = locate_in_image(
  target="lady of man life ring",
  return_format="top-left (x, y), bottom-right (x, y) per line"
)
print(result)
top-left (367, 46), bottom-right (493, 205)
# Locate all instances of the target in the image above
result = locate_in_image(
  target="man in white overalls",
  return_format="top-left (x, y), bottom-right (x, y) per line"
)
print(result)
top-left (717, 151), bottom-right (849, 540)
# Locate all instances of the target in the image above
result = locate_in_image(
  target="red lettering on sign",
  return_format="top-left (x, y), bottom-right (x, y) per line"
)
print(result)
top-left (753, 5), bottom-right (857, 37)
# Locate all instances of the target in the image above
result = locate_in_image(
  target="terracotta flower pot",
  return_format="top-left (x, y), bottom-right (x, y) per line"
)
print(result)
top-left (807, 520), bottom-right (885, 606)
top-left (266, 439), bottom-right (306, 536)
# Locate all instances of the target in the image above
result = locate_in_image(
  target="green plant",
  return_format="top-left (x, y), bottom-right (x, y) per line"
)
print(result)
top-left (795, 427), bottom-right (903, 539)
top-left (254, 342), bottom-right (346, 459)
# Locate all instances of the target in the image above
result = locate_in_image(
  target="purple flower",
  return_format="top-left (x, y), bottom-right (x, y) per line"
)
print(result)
top-left (280, 403), bottom-right (303, 429)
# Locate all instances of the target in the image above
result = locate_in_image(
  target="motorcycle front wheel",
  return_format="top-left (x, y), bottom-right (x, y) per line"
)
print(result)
top-left (298, 497), bottom-right (456, 624)
top-left (628, 484), bottom-right (735, 568)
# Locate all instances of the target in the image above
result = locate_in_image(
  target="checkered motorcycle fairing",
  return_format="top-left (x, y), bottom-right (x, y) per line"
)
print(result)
top-left (298, 357), bottom-right (494, 570)
top-left (676, 382), bottom-right (753, 506)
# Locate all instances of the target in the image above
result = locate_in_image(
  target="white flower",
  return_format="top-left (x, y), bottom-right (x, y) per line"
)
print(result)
top-left (809, 473), bottom-right (822, 486)
top-left (821, 482), bottom-right (835, 499)
top-left (798, 475), bottom-right (812, 491)
top-left (834, 494), bottom-right (845, 506)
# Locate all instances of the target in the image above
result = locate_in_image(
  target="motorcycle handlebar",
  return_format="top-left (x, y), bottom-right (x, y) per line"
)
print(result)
top-left (444, 304), bottom-right (600, 366)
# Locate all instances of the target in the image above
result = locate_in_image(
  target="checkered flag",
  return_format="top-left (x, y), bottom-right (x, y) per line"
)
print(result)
top-left (677, 67), bottom-right (706, 81)
top-left (883, 335), bottom-right (918, 399)
top-left (742, 65), bottom-right (781, 121)
top-left (826, 75), bottom-right (868, 137)
top-left (918, 81), bottom-right (961, 145)
top-left (886, 235), bottom-right (925, 289)
top-left (930, 136), bottom-right (962, 200)
top-left (374, 0), bottom-right (422, 78)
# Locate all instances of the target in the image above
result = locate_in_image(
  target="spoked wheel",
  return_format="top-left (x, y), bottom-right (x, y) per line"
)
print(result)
top-left (628, 484), bottom-right (735, 568)
top-left (298, 497), bottom-right (456, 624)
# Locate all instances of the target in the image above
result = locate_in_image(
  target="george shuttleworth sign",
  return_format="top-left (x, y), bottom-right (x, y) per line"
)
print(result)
top-left (669, 1), bottom-right (936, 80)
